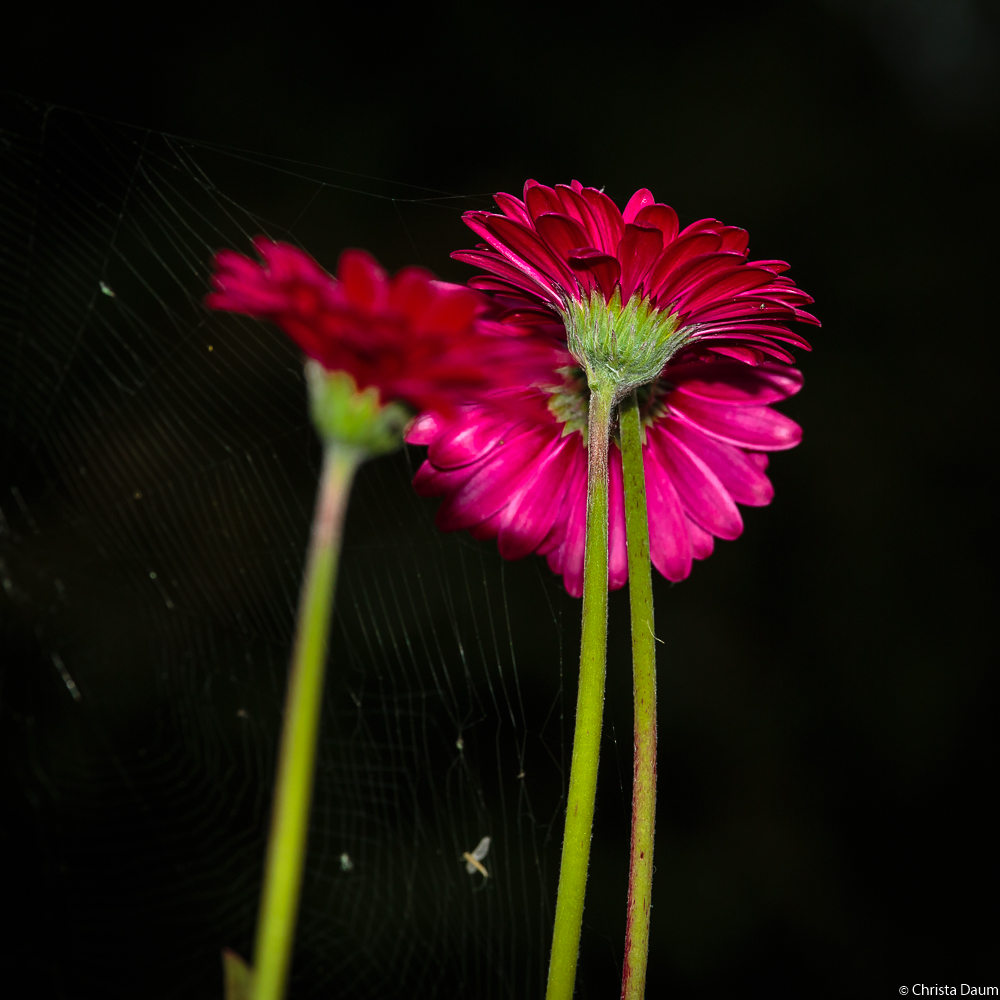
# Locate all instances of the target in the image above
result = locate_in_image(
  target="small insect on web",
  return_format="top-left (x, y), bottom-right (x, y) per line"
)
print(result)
top-left (463, 836), bottom-right (491, 879)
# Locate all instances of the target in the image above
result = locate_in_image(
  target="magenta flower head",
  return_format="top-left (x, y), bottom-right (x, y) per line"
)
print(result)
top-left (408, 181), bottom-right (816, 596)
top-left (454, 179), bottom-right (816, 389)
top-left (208, 237), bottom-right (557, 453)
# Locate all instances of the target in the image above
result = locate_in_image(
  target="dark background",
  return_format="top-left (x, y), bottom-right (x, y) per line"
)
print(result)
top-left (2, 1), bottom-right (998, 997)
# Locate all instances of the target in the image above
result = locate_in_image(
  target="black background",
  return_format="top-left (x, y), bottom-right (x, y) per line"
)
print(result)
top-left (2, 1), bottom-right (998, 997)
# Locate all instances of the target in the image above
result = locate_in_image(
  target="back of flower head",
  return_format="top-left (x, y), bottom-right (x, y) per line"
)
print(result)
top-left (426, 179), bottom-right (818, 1000)
top-left (206, 237), bottom-right (559, 1000)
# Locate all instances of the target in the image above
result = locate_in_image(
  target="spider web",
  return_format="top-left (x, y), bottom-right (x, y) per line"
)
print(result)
top-left (0, 93), bottom-right (611, 999)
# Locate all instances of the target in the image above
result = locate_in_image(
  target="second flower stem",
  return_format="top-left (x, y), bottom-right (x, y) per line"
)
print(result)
top-left (619, 390), bottom-right (657, 1000)
top-left (252, 442), bottom-right (363, 1000)
top-left (546, 380), bottom-right (615, 1000)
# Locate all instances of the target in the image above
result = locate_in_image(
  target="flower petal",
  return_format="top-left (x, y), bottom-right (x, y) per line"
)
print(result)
top-left (405, 412), bottom-right (444, 445)
top-left (434, 424), bottom-right (554, 530)
top-left (716, 227), bottom-right (749, 255)
top-left (643, 439), bottom-right (692, 582)
top-left (646, 233), bottom-right (723, 301)
top-left (686, 517), bottom-right (715, 560)
top-left (617, 223), bottom-right (664, 301)
top-left (608, 446), bottom-right (628, 590)
top-left (557, 457), bottom-right (589, 598)
top-left (651, 425), bottom-right (743, 540)
top-left (427, 410), bottom-right (518, 469)
top-left (675, 266), bottom-right (783, 315)
top-left (634, 204), bottom-right (679, 243)
top-left (525, 184), bottom-right (568, 222)
top-left (580, 188), bottom-right (626, 254)
top-left (670, 396), bottom-right (803, 451)
top-left (535, 213), bottom-right (596, 264)
top-left (663, 416), bottom-right (774, 507)
top-left (669, 362), bottom-right (804, 406)
top-left (337, 249), bottom-right (387, 310)
top-left (568, 250), bottom-right (622, 300)
top-left (653, 252), bottom-right (744, 308)
top-left (622, 188), bottom-right (656, 224)
top-left (677, 218), bottom-right (723, 238)
top-left (483, 216), bottom-right (578, 291)
top-left (498, 432), bottom-right (578, 560)
top-left (494, 191), bottom-right (531, 225)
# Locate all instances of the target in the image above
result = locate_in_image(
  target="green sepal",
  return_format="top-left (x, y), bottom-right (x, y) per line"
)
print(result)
top-left (305, 362), bottom-right (411, 456)
top-left (222, 949), bottom-right (253, 1000)
top-left (561, 288), bottom-right (688, 401)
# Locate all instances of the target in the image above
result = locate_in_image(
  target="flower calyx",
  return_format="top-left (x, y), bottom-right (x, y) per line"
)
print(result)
top-left (305, 362), bottom-right (410, 457)
top-left (560, 288), bottom-right (687, 402)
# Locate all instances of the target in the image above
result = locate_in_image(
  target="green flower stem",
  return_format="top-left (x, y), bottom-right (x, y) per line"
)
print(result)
top-left (252, 442), bottom-right (363, 1000)
top-left (546, 380), bottom-right (615, 1000)
top-left (618, 390), bottom-right (657, 1000)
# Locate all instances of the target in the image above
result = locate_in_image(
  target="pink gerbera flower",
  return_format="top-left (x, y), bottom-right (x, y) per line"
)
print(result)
top-left (208, 237), bottom-right (556, 416)
top-left (409, 353), bottom-right (803, 597)
top-left (409, 181), bottom-right (815, 596)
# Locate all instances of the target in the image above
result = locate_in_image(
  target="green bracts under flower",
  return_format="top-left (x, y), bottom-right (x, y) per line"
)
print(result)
top-left (560, 288), bottom-right (686, 401)
top-left (306, 363), bottom-right (411, 456)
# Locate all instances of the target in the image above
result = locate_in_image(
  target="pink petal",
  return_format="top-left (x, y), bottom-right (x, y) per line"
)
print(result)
top-left (494, 192), bottom-right (531, 225)
top-left (460, 215), bottom-right (564, 305)
top-left (653, 252), bottom-right (744, 308)
top-left (716, 227), bottom-right (749, 254)
top-left (708, 346), bottom-right (763, 364)
top-left (617, 224), bottom-right (664, 301)
top-left (427, 411), bottom-right (519, 468)
top-left (538, 447), bottom-right (586, 557)
top-left (643, 439), bottom-right (692, 582)
top-left (608, 445), bottom-right (628, 590)
top-left (525, 184), bottom-right (568, 222)
top-left (669, 362), bottom-right (804, 407)
top-left (497, 433), bottom-right (578, 560)
top-left (688, 299), bottom-right (799, 325)
top-left (568, 250), bottom-right (622, 300)
top-left (663, 416), bottom-right (774, 507)
top-left (435, 425), bottom-right (554, 529)
top-left (580, 188), bottom-right (626, 254)
top-left (484, 216), bottom-right (578, 291)
top-left (558, 459), bottom-right (589, 598)
top-left (337, 249), bottom-right (388, 310)
top-left (535, 213), bottom-right (596, 264)
top-left (554, 184), bottom-right (604, 247)
top-left (634, 204), bottom-right (679, 243)
top-left (469, 511), bottom-right (502, 540)
top-left (675, 266), bottom-right (782, 315)
top-left (686, 517), bottom-right (715, 560)
top-left (622, 188), bottom-right (656, 224)
top-left (696, 322), bottom-right (814, 351)
top-left (413, 457), bottom-right (482, 498)
top-left (651, 426), bottom-right (743, 540)
top-left (405, 412), bottom-right (445, 445)
top-left (670, 396), bottom-right (803, 451)
top-left (645, 233), bottom-right (723, 301)
top-left (677, 218), bottom-right (723, 238)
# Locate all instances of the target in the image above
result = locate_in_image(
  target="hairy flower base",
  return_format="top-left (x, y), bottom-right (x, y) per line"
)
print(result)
top-left (409, 360), bottom-right (803, 597)
top-left (561, 287), bottom-right (686, 398)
